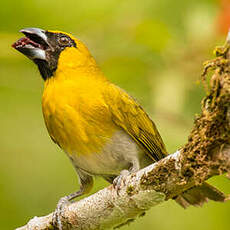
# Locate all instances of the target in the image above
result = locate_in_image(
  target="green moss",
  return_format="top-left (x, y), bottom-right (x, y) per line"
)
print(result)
top-left (126, 185), bottom-right (135, 196)
top-left (213, 44), bottom-right (230, 58)
top-left (181, 41), bottom-right (230, 183)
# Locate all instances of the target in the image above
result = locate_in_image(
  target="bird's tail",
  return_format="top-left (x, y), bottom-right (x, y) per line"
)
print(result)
top-left (175, 182), bottom-right (227, 208)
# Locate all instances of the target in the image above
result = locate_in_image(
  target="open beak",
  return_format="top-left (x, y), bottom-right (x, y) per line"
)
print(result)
top-left (12, 28), bottom-right (49, 60)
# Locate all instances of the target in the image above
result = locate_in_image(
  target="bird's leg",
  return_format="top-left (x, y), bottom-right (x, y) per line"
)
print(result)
top-left (52, 190), bottom-right (83, 230)
top-left (113, 159), bottom-right (139, 193)
top-left (52, 170), bottom-right (93, 230)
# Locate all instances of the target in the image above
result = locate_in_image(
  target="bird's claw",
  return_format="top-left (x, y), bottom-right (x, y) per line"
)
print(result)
top-left (113, 170), bottom-right (130, 194)
top-left (52, 196), bottom-right (70, 230)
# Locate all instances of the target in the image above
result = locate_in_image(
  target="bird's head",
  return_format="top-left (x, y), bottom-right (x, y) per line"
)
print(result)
top-left (12, 28), bottom-right (97, 80)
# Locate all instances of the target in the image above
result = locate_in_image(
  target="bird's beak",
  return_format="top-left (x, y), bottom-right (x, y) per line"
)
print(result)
top-left (12, 28), bottom-right (49, 60)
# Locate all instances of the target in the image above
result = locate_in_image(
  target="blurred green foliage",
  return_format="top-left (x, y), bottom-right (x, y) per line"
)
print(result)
top-left (1, 0), bottom-right (230, 229)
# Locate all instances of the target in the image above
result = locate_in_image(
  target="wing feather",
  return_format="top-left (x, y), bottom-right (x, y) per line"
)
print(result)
top-left (104, 84), bottom-right (167, 161)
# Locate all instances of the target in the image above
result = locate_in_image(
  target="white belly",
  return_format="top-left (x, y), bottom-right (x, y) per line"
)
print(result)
top-left (68, 130), bottom-right (144, 176)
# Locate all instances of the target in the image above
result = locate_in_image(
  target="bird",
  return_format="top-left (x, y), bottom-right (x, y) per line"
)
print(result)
top-left (12, 28), bottom-right (226, 229)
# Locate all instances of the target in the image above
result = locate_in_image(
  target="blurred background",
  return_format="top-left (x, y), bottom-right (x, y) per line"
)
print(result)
top-left (1, 0), bottom-right (230, 229)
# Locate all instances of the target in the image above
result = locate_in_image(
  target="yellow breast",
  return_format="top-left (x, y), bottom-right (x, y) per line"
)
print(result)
top-left (42, 72), bottom-right (117, 156)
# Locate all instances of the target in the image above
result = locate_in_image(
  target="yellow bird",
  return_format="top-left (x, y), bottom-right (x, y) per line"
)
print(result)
top-left (13, 28), bottom-right (225, 229)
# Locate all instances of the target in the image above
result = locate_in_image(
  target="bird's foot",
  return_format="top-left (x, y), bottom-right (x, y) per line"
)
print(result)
top-left (52, 196), bottom-right (70, 230)
top-left (113, 169), bottom-right (130, 194)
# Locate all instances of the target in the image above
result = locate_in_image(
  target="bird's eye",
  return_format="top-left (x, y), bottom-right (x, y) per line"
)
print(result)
top-left (58, 36), bottom-right (69, 46)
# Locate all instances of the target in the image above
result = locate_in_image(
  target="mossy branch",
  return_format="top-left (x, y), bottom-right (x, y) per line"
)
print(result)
top-left (16, 35), bottom-right (230, 230)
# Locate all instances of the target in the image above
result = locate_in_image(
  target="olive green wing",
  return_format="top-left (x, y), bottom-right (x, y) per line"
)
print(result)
top-left (104, 84), bottom-right (167, 161)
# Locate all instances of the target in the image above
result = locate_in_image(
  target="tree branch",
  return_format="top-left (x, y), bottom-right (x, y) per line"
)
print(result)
top-left (16, 36), bottom-right (230, 230)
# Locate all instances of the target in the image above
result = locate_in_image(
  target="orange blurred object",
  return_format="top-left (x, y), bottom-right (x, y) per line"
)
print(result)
top-left (217, 0), bottom-right (230, 35)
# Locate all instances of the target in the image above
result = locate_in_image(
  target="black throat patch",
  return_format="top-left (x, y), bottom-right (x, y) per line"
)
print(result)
top-left (34, 59), bottom-right (54, 80)
top-left (34, 32), bottom-right (76, 80)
